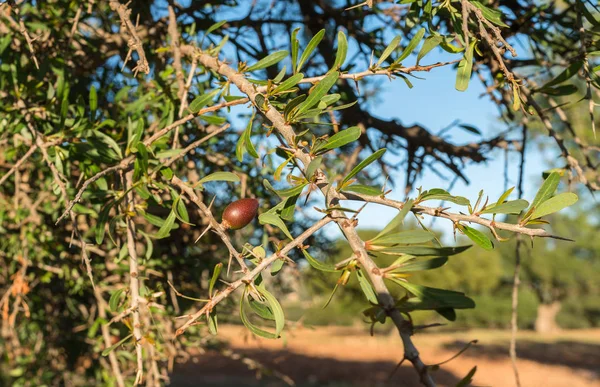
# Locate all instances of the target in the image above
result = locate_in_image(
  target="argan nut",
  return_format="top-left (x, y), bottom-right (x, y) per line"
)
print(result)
top-left (221, 198), bottom-right (259, 230)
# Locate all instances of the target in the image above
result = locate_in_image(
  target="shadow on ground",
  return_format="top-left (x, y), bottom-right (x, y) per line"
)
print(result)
top-left (170, 348), bottom-right (461, 387)
top-left (444, 339), bottom-right (600, 372)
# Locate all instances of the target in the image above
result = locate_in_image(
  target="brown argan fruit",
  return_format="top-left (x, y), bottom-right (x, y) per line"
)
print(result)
top-left (221, 198), bottom-right (259, 230)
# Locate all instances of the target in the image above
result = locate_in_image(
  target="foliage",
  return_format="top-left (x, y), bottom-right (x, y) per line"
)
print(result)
top-left (0, 0), bottom-right (595, 386)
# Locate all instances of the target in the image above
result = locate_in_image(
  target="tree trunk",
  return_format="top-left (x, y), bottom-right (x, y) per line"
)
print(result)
top-left (534, 302), bottom-right (562, 333)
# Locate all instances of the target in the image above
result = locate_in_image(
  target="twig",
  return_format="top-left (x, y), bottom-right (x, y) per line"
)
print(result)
top-left (171, 175), bottom-right (249, 274)
top-left (123, 170), bottom-right (144, 385)
top-left (3, 3), bottom-right (40, 69)
top-left (94, 287), bottom-right (126, 387)
top-left (109, 0), bottom-right (149, 75)
top-left (168, 5), bottom-right (185, 149)
top-left (175, 216), bottom-right (332, 335)
top-left (0, 143), bottom-right (39, 186)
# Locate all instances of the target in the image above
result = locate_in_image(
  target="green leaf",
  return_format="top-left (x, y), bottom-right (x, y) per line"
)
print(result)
top-left (242, 113), bottom-right (258, 158)
top-left (155, 210), bottom-right (177, 239)
top-left (95, 201), bottom-right (114, 244)
top-left (258, 213), bottom-right (294, 240)
top-left (207, 310), bottom-right (218, 335)
top-left (247, 50), bottom-right (289, 72)
top-left (541, 61), bottom-right (584, 89)
top-left (95, 131), bottom-right (123, 160)
top-left (295, 71), bottom-right (339, 117)
top-left (356, 269), bottom-right (378, 304)
top-left (272, 73), bottom-right (304, 94)
top-left (416, 35), bottom-right (442, 65)
top-left (305, 156), bottom-right (322, 180)
top-left (471, 1), bottom-right (508, 27)
top-left (530, 192), bottom-right (578, 220)
top-left (270, 258), bottom-right (285, 275)
top-left (333, 30), bottom-right (348, 69)
top-left (395, 282), bottom-right (476, 310)
top-left (298, 29), bottom-right (325, 72)
top-left (341, 148), bottom-right (386, 186)
top-left (89, 85), bottom-right (97, 120)
top-left (209, 263), bottom-right (222, 297)
top-left (420, 191), bottom-right (470, 206)
top-left (455, 40), bottom-right (475, 91)
top-left (374, 199), bottom-right (414, 239)
top-left (275, 182), bottom-right (308, 198)
top-left (396, 28), bottom-right (425, 63)
top-left (377, 35), bottom-right (401, 66)
top-left (302, 249), bottom-right (337, 272)
top-left (109, 288), bottom-right (125, 312)
top-left (531, 172), bottom-right (561, 210)
top-left (480, 199), bottom-right (529, 214)
top-left (458, 124), bottom-right (481, 135)
top-left (371, 230), bottom-right (434, 245)
top-left (102, 334), bottom-right (133, 356)
top-left (496, 186), bottom-right (515, 205)
top-left (248, 297), bottom-right (275, 320)
top-left (205, 20), bottom-right (227, 35)
top-left (376, 245), bottom-right (471, 256)
top-left (291, 28), bottom-right (300, 74)
top-left (459, 225), bottom-right (493, 251)
top-left (398, 257), bottom-right (448, 272)
top-left (198, 172), bottom-right (240, 184)
top-left (457, 366), bottom-right (478, 387)
top-left (341, 184), bottom-right (382, 196)
top-left (240, 289), bottom-right (279, 339)
top-left (280, 194), bottom-right (299, 221)
top-left (273, 65), bottom-right (287, 83)
top-left (189, 88), bottom-right (220, 113)
top-left (258, 285), bottom-right (285, 337)
top-left (315, 126), bottom-right (361, 153)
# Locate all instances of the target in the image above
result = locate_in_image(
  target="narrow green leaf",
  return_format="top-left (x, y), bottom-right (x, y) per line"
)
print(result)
top-left (480, 199), bottom-right (529, 214)
top-left (209, 263), bottom-right (222, 297)
top-left (341, 184), bottom-right (382, 196)
top-left (291, 28), bottom-right (300, 74)
top-left (530, 192), bottom-right (578, 219)
top-left (471, 1), bottom-right (508, 27)
top-left (109, 288), bottom-right (125, 312)
top-left (258, 285), bottom-right (285, 337)
top-left (205, 20), bottom-right (227, 35)
top-left (371, 230), bottom-right (434, 245)
top-left (341, 148), bottom-right (386, 186)
top-left (457, 366), bottom-right (478, 387)
top-left (198, 172), bottom-right (240, 184)
top-left (275, 182), bottom-right (308, 198)
top-left (270, 258), bottom-right (285, 275)
top-left (459, 225), bottom-right (493, 251)
top-left (356, 269), bottom-right (379, 304)
top-left (272, 73), bottom-right (304, 94)
top-left (102, 334), bottom-right (133, 356)
top-left (273, 65), bottom-right (287, 83)
top-left (395, 282), bottom-right (476, 310)
top-left (240, 289), bottom-right (278, 339)
top-left (541, 61), bottom-right (584, 89)
top-left (243, 113), bottom-right (258, 158)
top-left (207, 310), bottom-right (218, 335)
top-left (458, 124), bottom-right (481, 135)
top-left (416, 35), bottom-right (442, 65)
top-left (377, 35), bottom-right (401, 66)
top-left (376, 245), bottom-right (471, 256)
top-left (89, 85), bottom-right (97, 119)
top-left (189, 88), bottom-right (220, 113)
top-left (155, 210), bottom-right (177, 239)
top-left (280, 194), bottom-right (299, 221)
top-left (295, 71), bottom-right (339, 117)
top-left (455, 40), bottom-right (475, 91)
top-left (395, 27), bottom-right (425, 63)
top-left (298, 29), bottom-right (325, 72)
top-left (531, 172), bottom-right (561, 210)
top-left (315, 126), bottom-right (361, 153)
top-left (302, 249), bottom-right (336, 272)
top-left (258, 213), bottom-right (294, 240)
top-left (333, 30), bottom-right (348, 69)
top-left (247, 50), bottom-right (289, 72)
top-left (398, 257), bottom-right (448, 272)
top-left (305, 156), bottom-right (322, 180)
top-left (374, 199), bottom-right (414, 239)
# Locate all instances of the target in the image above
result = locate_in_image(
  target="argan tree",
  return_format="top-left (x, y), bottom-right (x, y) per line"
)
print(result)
top-left (0, 0), bottom-right (597, 386)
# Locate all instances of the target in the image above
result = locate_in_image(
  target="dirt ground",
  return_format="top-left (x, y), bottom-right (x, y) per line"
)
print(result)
top-left (170, 325), bottom-right (600, 387)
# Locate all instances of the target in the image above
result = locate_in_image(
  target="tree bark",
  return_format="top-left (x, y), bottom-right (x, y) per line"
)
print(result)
top-left (534, 302), bottom-right (561, 333)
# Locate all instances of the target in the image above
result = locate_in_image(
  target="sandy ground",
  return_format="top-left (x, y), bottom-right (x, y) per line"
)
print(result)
top-left (171, 325), bottom-right (600, 387)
